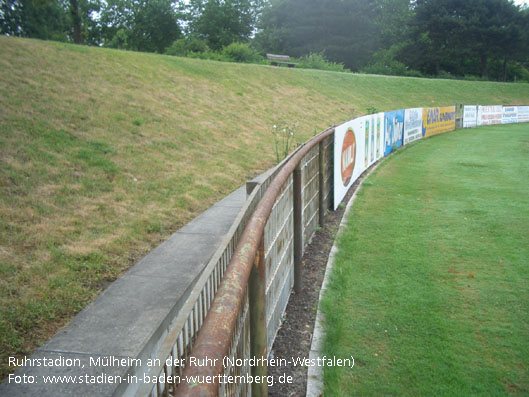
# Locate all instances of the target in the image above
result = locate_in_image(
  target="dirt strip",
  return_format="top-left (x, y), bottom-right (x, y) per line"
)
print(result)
top-left (268, 170), bottom-right (372, 397)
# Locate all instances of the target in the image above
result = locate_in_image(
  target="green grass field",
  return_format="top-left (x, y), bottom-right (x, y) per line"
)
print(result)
top-left (1, 36), bottom-right (529, 380)
top-left (321, 124), bottom-right (529, 395)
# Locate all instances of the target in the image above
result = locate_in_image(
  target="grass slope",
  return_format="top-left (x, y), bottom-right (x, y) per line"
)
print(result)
top-left (1, 36), bottom-right (529, 379)
top-left (322, 124), bottom-right (529, 395)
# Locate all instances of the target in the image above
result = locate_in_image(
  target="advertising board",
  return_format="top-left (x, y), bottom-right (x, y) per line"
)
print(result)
top-left (422, 106), bottom-right (456, 137)
top-left (477, 105), bottom-right (502, 125)
top-left (384, 110), bottom-right (404, 156)
top-left (517, 106), bottom-right (529, 123)
top-left (403, 108), bottom-right (423, 144)
top-left (333, 118), bottom-right (365, 209)
top-left (502, 106), bottom-right (518, 124)
top-left (463, 105), bottom-right (478, 128)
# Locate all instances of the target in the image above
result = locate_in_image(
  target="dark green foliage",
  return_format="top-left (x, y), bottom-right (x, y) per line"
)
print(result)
top-left (0, 0), bottom-right (68, 40)
top-left (255, 0), bottom-right (381, 71)
top-left (166, 40), bottom-right (264, 64)
top-left (221, 42), bottom-right (263, 63)
top-left (1, 0), bottom-right (528, 81)
top-left (105, 28), bottom-right (128, 49)
top-left (165, 37), bottom-right (209, 56)
top-left (0, 0), bottom-right (101, 44)
top-left (77, 0), bottom-right (101, 45)
top-left (296, 52), bottom-right (349, 73)
top-left (128, 0), bottom-right (181, 53)
top-left (101, 0), bottom-right (181, 53)
top-left (406, 0), bottom-right (526, 80)
top-left (361, 44), bottom-right (423, 77)
top-left (182, 0), bottom-right (263, 50)
top-left (255, 0), bottom-right (528, 81)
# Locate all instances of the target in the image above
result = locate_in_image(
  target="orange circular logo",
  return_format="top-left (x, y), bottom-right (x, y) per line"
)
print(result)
top-left (341, 128), bottom-right (356, 186)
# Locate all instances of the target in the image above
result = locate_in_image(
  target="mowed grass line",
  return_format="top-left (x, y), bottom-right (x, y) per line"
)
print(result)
top-left (1, 36), bottom-right (529, 379)
top-left (321, 124), bottom-right (529, 395)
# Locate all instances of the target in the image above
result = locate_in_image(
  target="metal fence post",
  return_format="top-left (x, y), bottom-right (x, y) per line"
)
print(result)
top-left (318, 140), bottom-right (325, 227)
top-left (249, 239), bottom-right (267, 397)
top-left (293, 163), bottom-right (303, 293)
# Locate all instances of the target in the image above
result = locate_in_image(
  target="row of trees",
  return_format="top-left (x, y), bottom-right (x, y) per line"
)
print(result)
top-left (256, 0), bottom-right (529, 80)
top-left (1, 0), bottom-right (528, 81)
top-left (0, 0), bottom-right (182, 51)
top-left (403, 0), bottom-right (528, 80)
top-left (0, 0), bottom-right (262, 52)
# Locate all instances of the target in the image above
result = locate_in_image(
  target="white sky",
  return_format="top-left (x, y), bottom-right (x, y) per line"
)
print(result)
top-left (514, 0), bottom-right (528, 6)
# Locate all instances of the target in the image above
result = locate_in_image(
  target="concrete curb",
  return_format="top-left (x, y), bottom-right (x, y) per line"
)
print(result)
top-left (306, 160), bottom-right (383, 397)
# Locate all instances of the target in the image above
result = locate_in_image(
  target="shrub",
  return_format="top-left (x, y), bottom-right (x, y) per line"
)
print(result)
top-left (105, 29), bottom-right (129, 50)
top-left (221, 43), bottom-right (264, 63)
top-left (463, 75), bottom-right (488, 82)
top-left (510, 63), bottom-right (529, 83)
top-left (297, 52), bottom-right (349, 72)
top-left (436, 70), bottom-right (457, 80)
top-left (165, 39), bottom-right (187, 56)
top-left (187, 51), bottom-right (229, 62)
top-left (362, 60), bottom-right (409, 76)
top-left (165, 38), bottom-right (209, 57)
top-left (361, 57), bottom-right (422, 78)
top-left (361, 46), bottom-right (422, 78)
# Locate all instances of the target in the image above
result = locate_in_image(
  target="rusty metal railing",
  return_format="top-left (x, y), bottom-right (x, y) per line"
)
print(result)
top-left (133, 134), bottom-right (324, 397)
top-left (174, 127), bottom-right (335, 397)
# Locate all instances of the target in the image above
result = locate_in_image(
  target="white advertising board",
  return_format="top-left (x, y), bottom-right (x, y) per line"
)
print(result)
top-left (333, 118), bottom-right (366, 210)
top-left (360, 113), bottom-right (385, 169)
top-left (375, 112), bottom-right (385, 162)
top-left (463, 105), bottom-right (478, 128)
top-left (502, 106), bottom-right (518, 124)
top-left (517, 106), bottom-right (529, 123)
top-left (403, 108), bottom-right (423, 144)
top-left (477, 105), bottom-right (502, 126)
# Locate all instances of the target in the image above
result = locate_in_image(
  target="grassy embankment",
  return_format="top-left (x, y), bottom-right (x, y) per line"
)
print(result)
top-left (1, 36), bottom-right (529, 379)
top-left (322, 124), bottom-right (529, 395)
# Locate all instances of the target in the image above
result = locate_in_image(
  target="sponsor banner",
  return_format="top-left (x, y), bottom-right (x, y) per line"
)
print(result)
top-left (477, 105), bottom-right (502, 126)
top-left (362, 116), bottom-right (372, 169)
top-left (403, 108), bottom-right (423, 144)
top-left (502, 106), bottom-right (518, 124)
top-left (362, 113), bottom-right (385, 169)
top-left (375, 112), bottom-right (385, 162)
top-left (422, 106), bottom-right (456, 137)
top-left (517, 106), bottom-right (529, 123)
top-left (334, 118), bottom-right (365, 210)
top-left (463, 105), bottom-right (478, 128)
top-left (384, 110), bottom-right (404, 156)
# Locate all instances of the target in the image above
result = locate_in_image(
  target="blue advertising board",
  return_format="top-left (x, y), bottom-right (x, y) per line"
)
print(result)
top-left (384, 110), bottom-right (404, 156)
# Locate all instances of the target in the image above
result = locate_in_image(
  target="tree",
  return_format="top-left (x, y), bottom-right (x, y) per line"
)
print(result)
top-left (373, 0), bottom-right (413, 48)
top-left (1, 0), bottom-right (23, 36)
top-left (129, 0), bottom-right (181, 52)
top-left (0, 0), bottom-right (102, 44)
top-left (70, 0), bottom-right (82, 43)
top-left (183, 0), bottom-right (263, 50)
top-left (409, 0), bottom-right (524, 78)
top-left (0, 0), bottom-right (69, 40)
top-left (100, 0), bottom-right (181, 52)
top-left (254, 0), bottom-right (381, 71)
top-left (78, 0), bottom-right (102, 45)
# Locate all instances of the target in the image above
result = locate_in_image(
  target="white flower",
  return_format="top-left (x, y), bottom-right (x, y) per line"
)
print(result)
top-left (273, 124), bottom-right (277, 129)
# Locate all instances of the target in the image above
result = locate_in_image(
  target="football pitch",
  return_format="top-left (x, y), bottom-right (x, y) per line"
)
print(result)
top-left (322, 123), bottom-right (529, 395)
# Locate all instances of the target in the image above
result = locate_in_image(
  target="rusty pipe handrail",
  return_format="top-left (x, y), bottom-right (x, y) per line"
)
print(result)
top-left (175, 127), bottom-right (334, 396)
